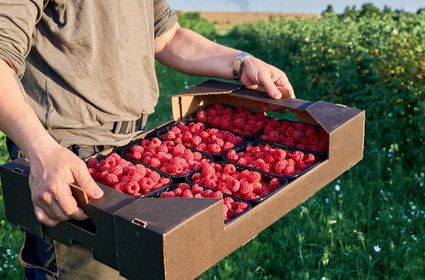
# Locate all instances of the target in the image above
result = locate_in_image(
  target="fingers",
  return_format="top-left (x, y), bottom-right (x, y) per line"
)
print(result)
top-left (241, 56), bottom-right (295, 99)
top-left (34, 205), bottom-right (60, 227)
top-left (32, 182), bottom-right (89, 226)
top-left (72, 160), bottom-right (104, 200)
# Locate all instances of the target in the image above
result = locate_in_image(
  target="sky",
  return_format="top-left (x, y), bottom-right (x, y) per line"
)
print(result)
top-left (167, 0), bottom-right (424, 14)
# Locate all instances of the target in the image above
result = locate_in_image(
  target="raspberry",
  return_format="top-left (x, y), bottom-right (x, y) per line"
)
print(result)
top-left (233, 118), bottom-right (245, 129)
top-left (149, 157), bottom-right (161, 168)
top-left (154, 151), bottom-right (168, 163)
top-left (88, 167), bottom-right (97, 176)
top-left (239, 181), bottom-right (254, 195)
top-left (100, 170), bottom-right (110, 181)
top-left (235, 202), bottom-right (248, 211)
top-left (174, 187), bottom-right (183, 197)
top-left (201, 189), bottom-right (213, 197)
top-left (160, 191), bottom-right (176, 198)
top-left (208, 143), bottom-right (221, 154)
top-left (182, 189), bottom-right (194, 198)
top-left (149, 171), bottom-right (161, 183)
top-left (134, 164), bottom-right (146, 177)
top-left (110, 165), bottom-right (123, 176)
top-left (182, 149), bottom-right (194, 162)
top-left (130, 145), bottom-right (144, 154)
top-left (113, 182), bottom-right (126, 192)
top-left (206, 108), bottom-right (217, 118)
top-left (223, 141), bottom-right (234, 151)
top-left (104, 153), bottom-right (118, 166)
top-left (191, 184), bottom-right (203, 194)
top-left (191, 172), bottom-right (202, 181)
top-left (234, 208), bottom-right (245, 216)
top-left (170, 144), bottom-right (184, 157)
top-left (304, 153), bottom-right (316, 165)
top-left (247, 171), bottom-right (261, 183)
top-left (87, 158), bottom-right (98, 168)
top-left (99, 164), bottom-right (111, 172)
top-left (227, 150), bottom-right (238, 161)
top-left (211, 191), bottom-right (223, 199)
top-left (220, 119), bottom-right (230, 129)
top-left (291, 151), bottom-right (304, 162)
top-left (139, 177), bottom-right (153, 191)
top-left (213, 163), bottom-right (223, 172)
top-left (125, 182), bottom-right (140, 195)
top-left (296, 161), bottom-right (307, 171)
top-left (167, 162), bottom-right (184, 175)
top-left (274, 160), bottom-right (287, 174)
top-left (244, 193), bottom-right (259, 200)
top-left (202, 164), bottom-right (216, 176)
top-left (159, 178), bottom-right (171, 186)
top-left (128, 151), bottom-right (142, 161)
top-left (227, 179), bottom-right (240, 193)
top-left (223, 197), bottom-right (233, 209)
top-left (191, 135), bottom-right (202, 146)
top-left (105, 173), bottom-right (119, 186)
top-left (223, 164), bottom-right (236, 174)
top-left (178, 183), bottom-right (190, 190)
top-left (269, 178), bottom-right (281, 190)
top-left (269, 131), bottom-right (280, 142)
top-left (305, 126), bottom-right (317, 137)
top-left (164, 131), bottom-right (176, 140)
top-left (196, 110), bottom-right (207, 122)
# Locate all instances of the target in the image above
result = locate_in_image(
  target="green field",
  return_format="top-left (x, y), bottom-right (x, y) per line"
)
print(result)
top-left (1, 5), bottom-right (425, 280)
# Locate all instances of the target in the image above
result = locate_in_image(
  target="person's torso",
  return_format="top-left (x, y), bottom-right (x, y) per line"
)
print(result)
top-left (22, 0), bottom-right (161, 146)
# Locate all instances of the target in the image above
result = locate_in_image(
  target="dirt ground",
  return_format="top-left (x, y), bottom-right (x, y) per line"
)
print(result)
top-left (192, 11), bottom-right (320, 30)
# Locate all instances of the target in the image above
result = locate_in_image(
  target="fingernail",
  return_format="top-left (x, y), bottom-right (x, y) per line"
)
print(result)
top-left (274, 93), bottom-right (282, 99)
top-left (92, 188), bottom-right (104, 198)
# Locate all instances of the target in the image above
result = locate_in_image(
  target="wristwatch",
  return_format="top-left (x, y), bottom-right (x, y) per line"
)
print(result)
top-left (232, 52), bottom-right (251, 81)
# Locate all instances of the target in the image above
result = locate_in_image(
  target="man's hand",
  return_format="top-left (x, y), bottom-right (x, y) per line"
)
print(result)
top-left (28, 143), bottom-right (104, 227)
top-left (240, 55), bottom-right (295, 100)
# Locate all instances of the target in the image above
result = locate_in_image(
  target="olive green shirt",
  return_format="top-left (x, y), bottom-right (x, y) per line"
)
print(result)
top-left (0, 0), bottom-right (177, 146)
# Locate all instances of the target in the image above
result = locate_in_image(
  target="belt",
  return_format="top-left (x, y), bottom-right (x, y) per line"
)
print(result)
top-left (111, 114), bottom-right (148, 134)
top-left (70, 114), bottom-right (148, 158)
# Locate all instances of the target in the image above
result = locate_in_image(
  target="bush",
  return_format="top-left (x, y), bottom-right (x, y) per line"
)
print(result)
top-left (176, 12), bottom-right (217, 39)
top-left (228, 13), bottom-right (425, 163)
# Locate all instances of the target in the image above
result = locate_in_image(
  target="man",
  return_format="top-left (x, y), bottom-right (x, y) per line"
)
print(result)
top-left (0, 0), bottom-right (294, 279)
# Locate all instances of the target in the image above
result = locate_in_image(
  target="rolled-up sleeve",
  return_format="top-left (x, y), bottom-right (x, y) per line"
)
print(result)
top-left (153, 0), bottom-right (177, 38)
top-left (0, 0), bottom-right (44, 77)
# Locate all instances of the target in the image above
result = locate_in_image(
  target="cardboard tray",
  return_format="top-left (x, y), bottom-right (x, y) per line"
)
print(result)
top-left (0, 80), bottom-right (365, 280)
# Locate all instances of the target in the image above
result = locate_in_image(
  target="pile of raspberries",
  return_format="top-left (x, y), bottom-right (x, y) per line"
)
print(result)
top-left (191, 163), bottom-right (282, 201)
top-left (159, 183), bottom-right (249, 223)
top-left (86, 153), bottom-right (170, 197)
top-left (226, 143), bottom-right (317, 177)
top-left (195, 104), bottom-right (267, 135)
top-left (160, 122), bottom-right (243, 155)
top-left (259, 119), bottom-right (328, 152)
top-left (125, 137), bottom-right (211, 176)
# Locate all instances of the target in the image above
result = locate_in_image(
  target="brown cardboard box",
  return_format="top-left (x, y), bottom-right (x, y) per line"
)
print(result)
top-left (0, 80), bottom-right (365, 279)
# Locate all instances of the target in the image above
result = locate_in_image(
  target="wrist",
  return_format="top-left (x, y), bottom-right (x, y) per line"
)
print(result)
top-left (232, 52), bottom-right (252, 82)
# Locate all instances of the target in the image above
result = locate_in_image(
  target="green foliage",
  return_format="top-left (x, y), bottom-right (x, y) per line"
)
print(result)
top-left (176, 12), bottom-right (217, 39)
top-left (228, 13), bottom-right (425, 163)
top-left (0, 132), bottom-right (22, 279)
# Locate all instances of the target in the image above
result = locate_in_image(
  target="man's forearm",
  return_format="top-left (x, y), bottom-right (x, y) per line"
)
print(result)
top-left (155, 26), bottom-right (239, 79)
top-left (0, 59), bottom-right (58, 158)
